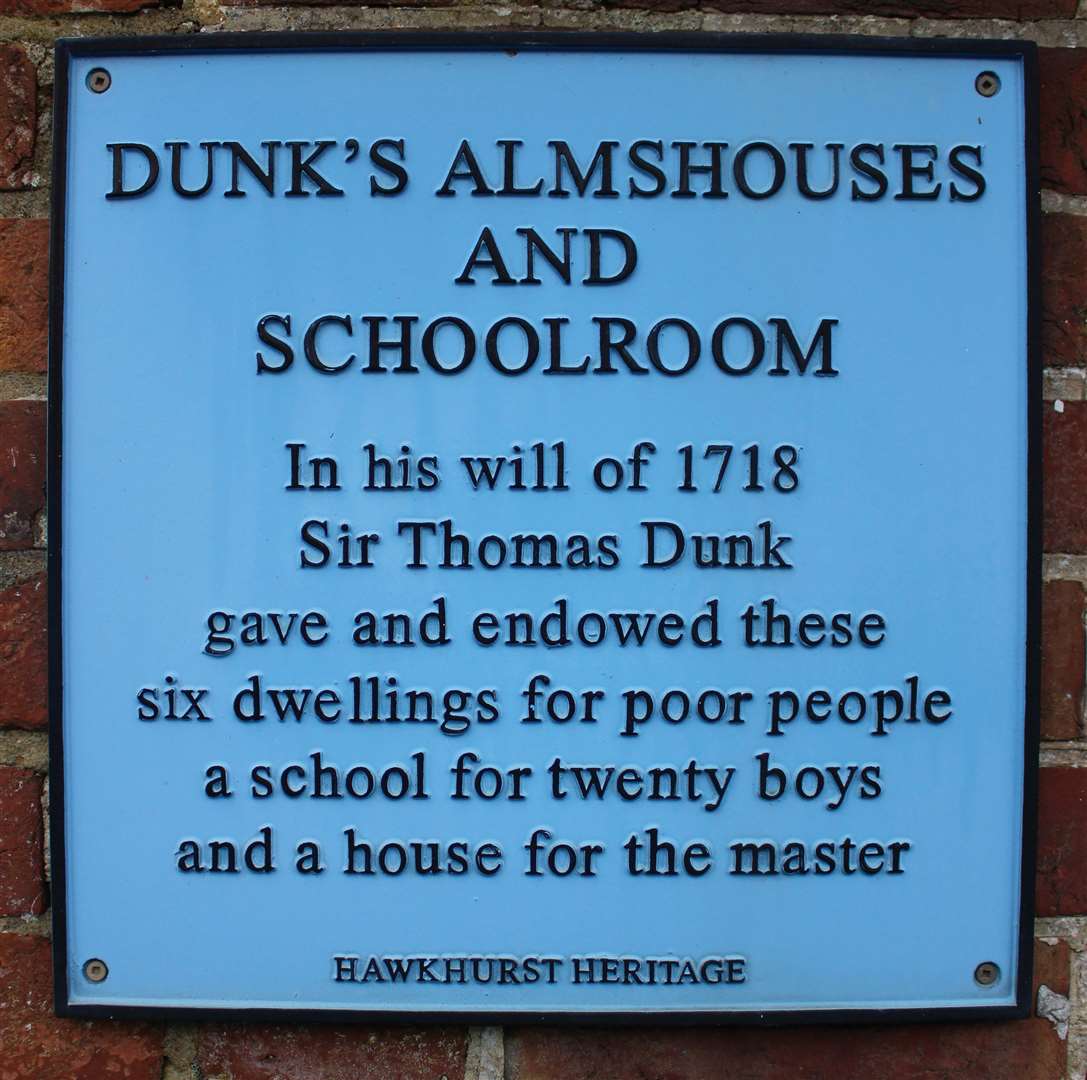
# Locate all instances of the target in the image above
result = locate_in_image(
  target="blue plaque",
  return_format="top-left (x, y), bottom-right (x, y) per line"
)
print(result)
top-left (50, 34), bottom-right (1039, 1021)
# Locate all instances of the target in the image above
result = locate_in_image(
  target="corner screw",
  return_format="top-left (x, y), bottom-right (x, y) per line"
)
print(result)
top-left (975, 71), bottom-right (1000, 98)
top-left (86, 68), bottom-right (111, 94)
top-left (82, 958), bottom-right (108, 983)
top-left (974, 961), bottom-right (1000, 986)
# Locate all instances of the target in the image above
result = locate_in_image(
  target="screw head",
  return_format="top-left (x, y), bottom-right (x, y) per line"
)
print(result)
top-left (975, 71), bottom-right (1001, 98)
top-left (86, 68), bottom-right (111, 94)
top-left (974, 961), bottom-right (1000, 986)
top-left (82, 958), bottom-right (108, 983)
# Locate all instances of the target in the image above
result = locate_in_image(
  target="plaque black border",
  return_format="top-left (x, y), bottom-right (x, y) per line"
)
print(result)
top-left (47, 30), bottom-right (1042, 1026)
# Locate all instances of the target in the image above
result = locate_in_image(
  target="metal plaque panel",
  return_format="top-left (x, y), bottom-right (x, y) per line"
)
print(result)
top-left (50, 34), bottom-right (1039, 1022)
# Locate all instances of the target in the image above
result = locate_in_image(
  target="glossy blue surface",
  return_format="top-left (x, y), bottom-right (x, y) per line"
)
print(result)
top-left (59, 45), bottom-right (1029, 1014)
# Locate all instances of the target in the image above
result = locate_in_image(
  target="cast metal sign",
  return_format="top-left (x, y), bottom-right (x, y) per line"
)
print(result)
top-left (49, 34), bottom-right (1039, 1021)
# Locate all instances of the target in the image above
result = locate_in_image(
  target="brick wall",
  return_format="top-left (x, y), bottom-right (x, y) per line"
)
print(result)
top-left (0, 3), bottom-right (1080, 1078)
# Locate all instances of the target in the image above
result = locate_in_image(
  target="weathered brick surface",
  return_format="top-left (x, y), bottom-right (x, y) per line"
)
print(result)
top-left (0, 934), bottom-right (163, 1079)
top-left (699, 0), bottom-right (1074, 13)
top-left (0, 46), bottom-right (35, 192)
top-left (1036, 766), bottom-right (1087, 915)
top-left (196, 1025), bottom-right (468, 1080)
top-left (1044, 402), bottom-right (1087, 553)
top-left (0, 220), bottom-right (48, 374)
top-left (1043, 214), bottom-right (1087, 369)
top-left (1033, 937), bottom-right (1070, 997)
top-left (1042, 579), bottom-right (1084, 739)
top-left (221, 0), bottom-right (1076, 10)
top-left (1040, 48), bottom-right (1087, 197)
top-left (0, 767), bottom-right (43, 915)
top-left (232, 0), bottom-right (452, 7)
top-left (505, 1018), bottom-right (1064, 1080)
top-left (0, 399), bottom-right (44, 552)
top-left (0, 573), bottom-right (46, 730)
top-left (0, 0), bottom-right (167, 14)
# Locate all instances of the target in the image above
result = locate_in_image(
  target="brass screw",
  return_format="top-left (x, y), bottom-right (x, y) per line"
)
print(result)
top-left (975, 71), bottom-right (1001, 98)
top-left (974, 961), bottom-right (1000, 986)
top-left (86, 68), bottom-right (111, 94)
top-left (82, 958), bottom-right (108, 983)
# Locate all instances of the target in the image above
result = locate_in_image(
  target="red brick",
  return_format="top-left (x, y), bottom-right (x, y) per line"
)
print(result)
top-left (1040, 49), bottom-right (1087, 196)
top-left (1042, 579), bottom-right (1084, 739)
top-left (0, 934), bottom-right (162, 1079)
top-left (698, 0), bottom-right (1074, 13)
top-left (0, 573), bottom-right (45, 731)
top-left (1043, 214), bottom-right (1087, 368)
top-left (506, 1019), bottom-right (1063, 1080)
top-left (0, 46), bottom-right (34, 191)
top-left (1043, 401), bottom-right (1087, 553)
top-left (197, 1025), bottom-right (467, 1080)
top-left (0, 768), bottom-right (42, 915)
top-left (0, 399), bottom-right (44, 551)
top-left (1037, 766), bottom-right (1087, 915)
top-left (1033, 937), bottom-right (1070, 998)
top-left (0, 220), bottom-right (48, 374)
